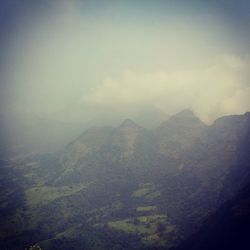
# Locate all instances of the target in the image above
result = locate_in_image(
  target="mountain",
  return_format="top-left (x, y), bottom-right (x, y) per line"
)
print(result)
top-left (131, 105), bottom-right (169, 129)
top-left (155, 109), bottom-right (206, 159)
top-left (174, 182), bottom-right (250, 250)
top-left (158, 112), bottom-right (250, 235)
top-left (0, 110), bottom-right (250, 250)
top-left (55, 118), bottom-right (157, 185)
top-left (56, 110), bottom-right (206, 185)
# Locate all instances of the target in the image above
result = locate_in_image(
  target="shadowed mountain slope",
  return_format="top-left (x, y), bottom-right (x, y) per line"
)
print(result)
top-left (0, 110), bottom-right (250, 250)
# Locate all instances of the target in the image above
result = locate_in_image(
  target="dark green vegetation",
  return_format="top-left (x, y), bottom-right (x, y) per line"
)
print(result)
top-left (0, 110), bottom-right (250, 250)
top-left (174, 182), bottom-right (250, 250)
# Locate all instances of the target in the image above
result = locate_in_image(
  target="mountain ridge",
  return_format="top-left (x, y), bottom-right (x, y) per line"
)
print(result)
top-left (0, 109), bottom-right (250, 250)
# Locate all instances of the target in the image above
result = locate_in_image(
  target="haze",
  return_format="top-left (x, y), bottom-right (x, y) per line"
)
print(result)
top-left (1, 0), bottom-right (250, 126)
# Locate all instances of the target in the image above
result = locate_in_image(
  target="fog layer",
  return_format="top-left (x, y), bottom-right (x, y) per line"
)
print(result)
top-left (1, 0), bottom-right (250, 125)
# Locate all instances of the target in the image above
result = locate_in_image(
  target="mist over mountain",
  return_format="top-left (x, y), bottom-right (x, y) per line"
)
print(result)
top-left (0, 113), bottom-right (85, 158)
top-left (2, 0), bottom-right (250, 127)
top-left (0, 110), bottom-right (250, 250)
top-left (0, 105), bottom-right (169, 160)
top-left (1, 1), bottom-right (250, 250)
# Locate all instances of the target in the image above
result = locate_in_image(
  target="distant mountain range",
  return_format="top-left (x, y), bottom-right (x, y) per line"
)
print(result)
top-left (0, 110), bottom-right (249, 250)
top-left (0, 105), bottom-right (168, 158)
top-left (0, 113), bottom-right (85, 158)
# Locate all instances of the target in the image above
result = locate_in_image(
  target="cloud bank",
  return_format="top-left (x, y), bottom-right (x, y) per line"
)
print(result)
top-left (82, 54), bottom-right (250, 124)
top-left (1, 0), bottom-right (250, 126)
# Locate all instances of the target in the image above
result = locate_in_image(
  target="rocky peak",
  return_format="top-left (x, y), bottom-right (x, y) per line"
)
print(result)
top-left (119, 119), bottom-right (141, 129)
top-left (172, 109), bottom-right (195, 118)
top-left (169, 109), bottom-right (201, 123)
top-left (158, 109), bottom-right (205, 130)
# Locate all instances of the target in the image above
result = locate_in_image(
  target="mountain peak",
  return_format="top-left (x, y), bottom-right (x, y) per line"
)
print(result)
top-left (119, 119), bottom-right (140, 129)
top-left (158, 109), bottom-right (205, 130)
top-left (172, 109), bottom-right (195, 119)
top-left (168, 109), bottom-right (205, 124)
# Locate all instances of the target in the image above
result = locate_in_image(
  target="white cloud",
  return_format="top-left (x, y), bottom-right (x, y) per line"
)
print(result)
top-left (3, 0), bottom-right (250, 125)
top-left (82, 54), bottom-right (250, 124)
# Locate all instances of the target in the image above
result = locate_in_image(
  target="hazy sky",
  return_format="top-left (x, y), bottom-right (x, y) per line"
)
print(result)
top-left (1, 0), bottom-right (250, 124)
